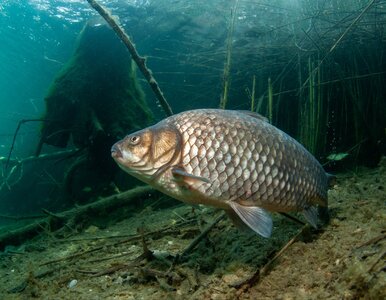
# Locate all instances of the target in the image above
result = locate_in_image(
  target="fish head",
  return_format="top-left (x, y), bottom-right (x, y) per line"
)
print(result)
top-left (111, 125), bottom-right (180, 182)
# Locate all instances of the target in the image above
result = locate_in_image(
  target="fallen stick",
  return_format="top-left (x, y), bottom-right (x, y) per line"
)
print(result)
top-left (40, 219), bottom-right (197, 266)
top-left (233, 225), bottom-right (309, 290)
top-left (355, 232), bottom-right (386, 249)
top-left (86, 0), bottom-right (173, 117)
top-left (178, 212), bottom-right (225, 259)
top-left (0, 214), bottom-right (45, 220)
top-left (0, 149), bottom-right (78, 166)
top-left (368, 251), bottom-right (385, 273)
top-left (0, 185), bottom-right (155, 251)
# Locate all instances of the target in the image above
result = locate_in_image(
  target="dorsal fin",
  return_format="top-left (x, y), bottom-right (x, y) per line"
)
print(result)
top-left (237, 110), bottom-right (269, 123)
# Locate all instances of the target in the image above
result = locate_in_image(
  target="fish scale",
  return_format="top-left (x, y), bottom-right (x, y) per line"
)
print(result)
top-left (169, 110), bottom-right (326, 207)
top-left (111, 109), bottom-right (329, 238)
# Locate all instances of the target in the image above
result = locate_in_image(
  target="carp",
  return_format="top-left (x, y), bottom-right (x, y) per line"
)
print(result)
top-left (111, 109), bottom-right (330, 237)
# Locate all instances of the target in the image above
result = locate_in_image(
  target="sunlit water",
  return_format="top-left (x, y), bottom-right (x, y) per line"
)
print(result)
top-left (0, 0), bottom-right (384, 159)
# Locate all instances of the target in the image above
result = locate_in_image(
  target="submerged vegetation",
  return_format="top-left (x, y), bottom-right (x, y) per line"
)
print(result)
top-left (128, 0), bottom-right (385, 167)
top-left (0, 0), bottom-right (385, 298)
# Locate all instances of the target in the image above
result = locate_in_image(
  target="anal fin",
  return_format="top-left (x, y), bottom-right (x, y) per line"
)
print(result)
top-left (228, 201), bottom-right (272, 238)
top-left (303, 206), bottom-right (318, 228)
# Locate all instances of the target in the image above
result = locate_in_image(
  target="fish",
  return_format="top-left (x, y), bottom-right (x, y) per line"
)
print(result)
top-left (111, 109), bottom-right (330, 238)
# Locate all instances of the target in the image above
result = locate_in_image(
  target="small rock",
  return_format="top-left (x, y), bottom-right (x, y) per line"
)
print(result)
top-left (68, 279), bottom-right (78, 289)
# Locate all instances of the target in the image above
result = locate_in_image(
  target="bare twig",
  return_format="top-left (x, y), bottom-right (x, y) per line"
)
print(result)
top-left (233, 225), bottom-right (309, 290)
top-left (138, 226), bottom-right (155, 261)
top-left (86, 0), bottom-right (173, 116)
top-left (40, 244), bottom-right (106, 266)
top-left (356, 233), bottom-right (386, 249)
top-left (0, 186), bottom-right (154, 251)
top-left (0, 214), bottom-right (45, 220)
top-left (368, 251), bottom-right (386, 273)
top-left (179, 212), bottom-right (225, 259)
top-left (77, 252), bottom-right (147, 277)
top-left (40, 218), bottom-right (197, 266)
top-left (0, 149), bottom-right (79, 192)
top-left (4, 119), bottom-right (49, 173)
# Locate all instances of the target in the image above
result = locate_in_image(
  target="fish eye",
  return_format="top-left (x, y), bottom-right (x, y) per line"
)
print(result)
top-left (129, 135), bottom-right (140, 145)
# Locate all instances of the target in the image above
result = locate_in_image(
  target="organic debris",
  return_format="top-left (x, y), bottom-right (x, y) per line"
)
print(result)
top-left (0, 158), bottom-right (385, 299)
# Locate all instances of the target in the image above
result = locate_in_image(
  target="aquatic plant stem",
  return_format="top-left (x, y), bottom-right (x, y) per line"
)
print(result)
top-left (86, 0), bottom-right (173, 117)
top-left (219, 0), bottom-right (239, 109)
top-left (299, 0), bottom-right (377, 92)
top-left (316, 61), bottom-right (322, 155)
top-left (251, 75), bottom-right (256, 112)
top-left (308, 57), bottom-right (315, 154)
top-left (268, 78), bottom-right (273, 123)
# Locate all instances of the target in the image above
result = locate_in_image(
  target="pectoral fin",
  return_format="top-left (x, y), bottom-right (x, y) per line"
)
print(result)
top-left (228, 201), bottom-right (272, 238)
top-left (225, 209), bottom-right (253, 233)
top-left (172, 167), bottom-right (210, 184)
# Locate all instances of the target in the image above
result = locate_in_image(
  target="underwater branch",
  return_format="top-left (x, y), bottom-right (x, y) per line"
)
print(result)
top-left (0, 186), bottom-right (154, 251)
top-left (86, 0), bottom-right (173, 116)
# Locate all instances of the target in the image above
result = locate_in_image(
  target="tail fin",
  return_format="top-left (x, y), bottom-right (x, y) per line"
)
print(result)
top-left (326, 173), bottom-right (337, 188)
top-left (318, 206), bottom-right (330, 225)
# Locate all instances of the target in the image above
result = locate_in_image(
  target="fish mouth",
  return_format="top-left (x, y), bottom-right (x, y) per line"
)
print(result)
top-left (111, 143), bottom-right (122, 159)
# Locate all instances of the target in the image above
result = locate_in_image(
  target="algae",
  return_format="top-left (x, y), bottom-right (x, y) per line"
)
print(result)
top-left (37, 19), bottom-right (153, 203)
top-left (40, 19), bottom-right (152, 150)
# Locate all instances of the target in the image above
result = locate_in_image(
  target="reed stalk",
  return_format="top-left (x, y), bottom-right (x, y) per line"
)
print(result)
top-left (309, 57), bottom-right (315, 154)
top-left (316, 59), bottom-right (322, 155)
top-left (251, 75), bottom-right (256, 112)
top-left (268, 77), bottom-right (273, 123)
top-left (256, 95), bottom-right (264, 115)
top-left (299, 56), bottom-right (318, 155)
top-left (299, 0), bottom-right (377, 93)
top-left (219, 0), bottom-right (239, 109)
top-left (220, 0), bottom-right (239, 109)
